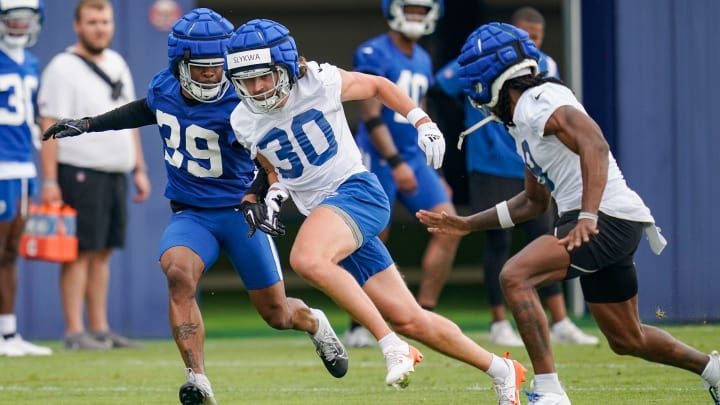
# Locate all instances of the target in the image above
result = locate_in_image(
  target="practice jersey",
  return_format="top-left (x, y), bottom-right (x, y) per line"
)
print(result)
top-left (147, 69), bottom-right (255, 208)
top-left (353, 33), bottom-right (433, 160)
top-left (0, 49), bottom-right (39, 179)
top-left (230, 61), bottom-right (366, 215)
top-left (511, 82), bottom-right (654, 222)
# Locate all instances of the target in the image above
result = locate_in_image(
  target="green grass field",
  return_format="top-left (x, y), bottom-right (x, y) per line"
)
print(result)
top-left (1, 286), bottom-right (717, 404)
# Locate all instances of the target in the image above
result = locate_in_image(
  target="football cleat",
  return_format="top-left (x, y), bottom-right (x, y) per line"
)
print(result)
top-left (702, 350), bottom-right (720, 405)
top-left (308, 309), bottom-right (349, 378)
top-left (384, 342), bottom-right (423, 389)
top-left (0, 334), bottom-right (52, 356)
top-left (524, 389), bottom-right (571, 405)
top-left (179, 368), bottom-right (217, 405)
top-left (493, 353), bottom-right (527, 405)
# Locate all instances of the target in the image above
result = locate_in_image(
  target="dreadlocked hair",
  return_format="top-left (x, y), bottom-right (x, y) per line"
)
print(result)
top-left (492, 73), bottom-right (566, 127)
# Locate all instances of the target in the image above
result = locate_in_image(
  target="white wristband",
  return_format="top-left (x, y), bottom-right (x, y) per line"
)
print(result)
top-left (406, 107), bottom-right (429, 127)
top-left (578, 211), bottom-right (599, 222)
top-left (496, 201), bottom-right (515, 229)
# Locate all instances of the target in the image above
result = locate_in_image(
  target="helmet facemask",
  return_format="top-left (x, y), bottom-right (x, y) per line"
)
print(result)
top-left (230, 65), bottom-right (291, 114)
top-left (0, 8), bottom-right (41, 48)
top-left (177, 57), bottom-right (229, 103)
top-left (387, 0), bottom-right (442, 39)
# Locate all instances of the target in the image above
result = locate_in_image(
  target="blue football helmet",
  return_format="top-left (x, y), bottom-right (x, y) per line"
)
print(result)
top-left (225, 19), bottom-right (299, 114)
top-left (167, 8), bottom-right (234, 103)
top-left (382, 0), bottom-right (443, 39)
top-left (458, 22), bottom-right (540, 109)
top-left (0, 0), bottom-right (43, 48)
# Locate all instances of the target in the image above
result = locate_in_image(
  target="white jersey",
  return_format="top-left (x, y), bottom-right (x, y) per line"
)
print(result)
top-left (38, 49), bottom-right (137, 173)
top-left (510, 82), bottom-right (654, 223)
top-left (230, 61), bottom-right (366, 215)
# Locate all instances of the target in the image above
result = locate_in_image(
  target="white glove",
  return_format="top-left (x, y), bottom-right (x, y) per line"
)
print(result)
top-left (265, 183), bottom-right (289, 217)
top-left (417, 122), bottom-right (446, 169)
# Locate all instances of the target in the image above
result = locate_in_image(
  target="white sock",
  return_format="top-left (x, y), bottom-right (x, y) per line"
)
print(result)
top-left (486, 354), bottom-right (511, 381)
top-left (0, 314), bottom-right (17, 336)
top-left (378, 332), bottom-right (404, 353)
top-left (534, 372), bottom-right (564, 394)
top-left (701, 352), bottom-right (720, 384)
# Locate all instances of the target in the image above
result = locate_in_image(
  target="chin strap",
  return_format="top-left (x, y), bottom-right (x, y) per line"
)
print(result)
top-left (457, 114), bottom-right (500, 150)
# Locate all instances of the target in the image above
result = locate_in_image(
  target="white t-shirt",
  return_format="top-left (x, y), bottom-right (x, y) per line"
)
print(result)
top-left (230, 61), bottom-right (366, 215)
top-left (38, 48), bottom-right (137, 173)
top-left (510, 82), bottom-right (654, 223)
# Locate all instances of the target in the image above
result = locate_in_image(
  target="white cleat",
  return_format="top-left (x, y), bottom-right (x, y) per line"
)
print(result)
top-left (489, 320), bottom-right (524, 347)
top-left (493, 354), bottom-right (527, 405)
top-left (702, 350), bottom-right (720, 405)
top-left (526, 390), bottom-right (572, 405)
top-left (550, 319), bottom-right (599, 345)
top-left (0, 335), bottom-right (52, 356)
top-left (179, 368), bottom-right (217, 405)
top-left (384, 342), bottom-right (423, 389)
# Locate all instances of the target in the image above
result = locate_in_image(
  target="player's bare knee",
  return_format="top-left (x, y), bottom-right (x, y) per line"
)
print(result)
top-left (606, 333), bottom-right (642, 356)
top-left (164, 263), bottom-right (197, 296)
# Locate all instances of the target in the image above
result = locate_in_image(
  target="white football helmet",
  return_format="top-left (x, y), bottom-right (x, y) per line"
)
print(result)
top-left (0, 0), bottom-right (43, 49)
top-left (382, 0), bottom-right (444, 39)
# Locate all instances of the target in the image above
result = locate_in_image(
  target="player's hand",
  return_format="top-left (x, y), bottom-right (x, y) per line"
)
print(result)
top-left (42, 118), bottom-right (90, 140)
top-left (259, 183), bottom-right (289, 237)
top-left (417, 122), bottom-right (445, 169)
top-left (240, 200), bottom-right (266, 237)
top-left (556, 218), bottom-right (599, 251)
top-left (416, 209), bottom-right (472, 236)
top-left (391, 163), bottom-right (417, 193)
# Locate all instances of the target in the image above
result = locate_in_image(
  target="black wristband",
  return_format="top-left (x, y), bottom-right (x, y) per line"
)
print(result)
top-left (387, 154), bottom-right (404, 168)
top-left (364, 116), bottom-right (385, 132)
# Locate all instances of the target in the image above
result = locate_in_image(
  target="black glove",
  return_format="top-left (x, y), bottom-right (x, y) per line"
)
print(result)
top-left (42, 118), bottom-right (90, 140)
top-left (257, 208), bottom-right (286, 237)
top-left (240, 200), bottom-right (266, 238)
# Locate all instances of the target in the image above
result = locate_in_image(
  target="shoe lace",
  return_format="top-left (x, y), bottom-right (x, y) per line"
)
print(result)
top-left (494, 383), bottom-right (518, 404)
top-left (709, 384), bottom-right (719, 405)
top-left (315, 330), bottom-right (341, 362)
top-left (523, 389), bottom-right (541, 404)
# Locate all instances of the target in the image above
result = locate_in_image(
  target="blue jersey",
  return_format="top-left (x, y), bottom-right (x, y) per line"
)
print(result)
top-left (0, 50), bottom-right (39, 166)
top-left (353, 33), bottom-right (433, 160)
top-left (146, 69), bottom-right (255, 208)
top-left (434, 50), bottom-right (559, 179)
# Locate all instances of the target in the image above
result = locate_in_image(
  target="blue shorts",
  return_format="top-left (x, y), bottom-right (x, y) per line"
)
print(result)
top-left (319, 172), bottom-right (394, 286)
top-left (0, 177), bottom-right (37, 221)
top-left (362, 149), bottom-right (450, 224)
top-left (158, 206), bottom-right (283, 290)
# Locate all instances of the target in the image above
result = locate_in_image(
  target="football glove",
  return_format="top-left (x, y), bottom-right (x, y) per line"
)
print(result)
top-left (259, 183), bottom-right (289, 237)
top-left (417, 122), bottom-right (446, 169)
top-left (239, 200), bottom-right (266, 238)
top-left (42, 118), bottom-right (90, 140)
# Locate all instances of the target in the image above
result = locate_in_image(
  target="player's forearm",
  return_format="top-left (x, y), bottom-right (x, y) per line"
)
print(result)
top-left (87, 98), bottom-right (156, 132)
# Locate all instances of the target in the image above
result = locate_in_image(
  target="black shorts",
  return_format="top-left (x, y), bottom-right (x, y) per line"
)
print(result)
top-left (555, 210), bottom-right (643, 303)
top-left (58, 164), bottom-right (127, 251)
